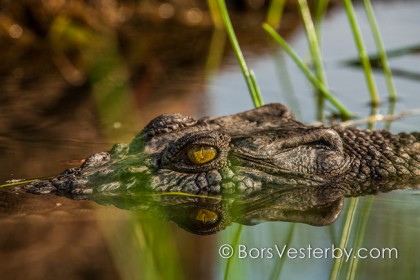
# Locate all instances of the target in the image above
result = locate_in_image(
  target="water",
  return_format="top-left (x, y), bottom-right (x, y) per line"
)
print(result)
top-left (211, 2), bottom-right (420, 279)
top-left (208, 1), bottom-right (420, 129)
top-left (0, 1), bottom-right (419, 280)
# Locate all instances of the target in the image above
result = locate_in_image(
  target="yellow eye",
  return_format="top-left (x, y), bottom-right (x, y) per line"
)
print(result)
top-left (195, 209), bottom-right (219, 224)
top-left (186, 145), bottom-right (218, 165)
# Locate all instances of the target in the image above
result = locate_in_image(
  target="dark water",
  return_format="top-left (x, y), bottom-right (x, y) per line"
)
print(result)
top-left (0, 1), bottom-right (419, 280)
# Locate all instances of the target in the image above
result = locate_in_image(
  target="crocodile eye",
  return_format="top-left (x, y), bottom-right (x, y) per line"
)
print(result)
top-left (194, 208), bottom-right (219, 224)
top-left (161, 131), bottom-right (230, 172)
top-left (186, 145), bottom-right (218, 165)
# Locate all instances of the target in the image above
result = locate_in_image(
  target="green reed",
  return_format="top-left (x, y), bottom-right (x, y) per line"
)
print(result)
top-left (266, 0), bottom-right (286, 29)
top-left (345, 197), bottom-right (374, 280)
top-left (329, 198), bottom-right (359, 280)
top-left (212, 1), bottom-right (402, 279)
top-left (336, 105), bottom-right (378, 280)
top-left (363, 0), bottom-right (397, 100)
top-left (269, 223), bottom-right (296, 280)
top-left (298, 0), bottom-right (328, 87)
top-left (213, 2), bottom-right (262, 278)
top-left (263, 23), bottom-right (353, 119)
top-left (313, 0), bottom-right (330, 117)
top-left (0, 178), bottom-right (43, 188)
top-left (297, 0), bottom-right (329, 120)
top-left (330, 3), bottom-right (398, 278)
top-left (343, 0), bottom-right (379, 105)
top-left (314, 0), bottom-right (330, 36)
top-left (215, 0), bottom-right (263, 108)
top-left (223, 224), bottom-right (244, 280)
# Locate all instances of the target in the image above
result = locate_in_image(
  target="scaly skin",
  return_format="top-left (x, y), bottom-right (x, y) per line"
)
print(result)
top-left (334, 127), bottom-right (419, 195)
top-left (23, 103), bottom-right (419, 197)
top-left (19, 103), bottom-right (419, 234)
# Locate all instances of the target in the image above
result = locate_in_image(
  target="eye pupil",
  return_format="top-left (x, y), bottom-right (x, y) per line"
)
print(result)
top-left (187, 145), bottom-right (217, 164)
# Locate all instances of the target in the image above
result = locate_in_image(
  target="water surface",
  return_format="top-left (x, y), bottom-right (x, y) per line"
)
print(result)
top-left (0, 1), bottom-right (419, 279)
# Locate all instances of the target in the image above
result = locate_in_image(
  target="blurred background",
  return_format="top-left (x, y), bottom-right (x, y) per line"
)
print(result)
top-left (0, 0), bottom-right (419, 279)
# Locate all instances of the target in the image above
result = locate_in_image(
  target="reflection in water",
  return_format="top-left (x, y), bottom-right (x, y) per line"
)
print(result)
top-left (0, 0), bottom-right (303, 182)
top-left (18, 174), bottom-right (419, 235)
top-left (92, 176), bottom-right (420, 235)
top-left (346, 44), bottom-right (420, 81)
top-left (90, 185), bottom-right (345, 235)
top-left (0, 2), bottom-right (306, 279)
top-left (15, 103), bottom-right (420, 235)
top-left (1, 1), bottom-right (420, 279)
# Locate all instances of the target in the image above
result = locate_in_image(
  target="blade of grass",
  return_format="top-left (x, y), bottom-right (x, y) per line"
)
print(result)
top-left (363, 0), bottom-right (397, 101)
top-left (208, 0), bottom-right (223, 29)
top-left (269, 223), bottom-right (296, 280)
top-left (215, 0), bottom-right (263, 107)
top-left (367, 104), bottom-right (379, 130)
top-left (343, 0), bottom-right (379, 105)
top-left (273, 53), bottom-right (301, 117)
top-left (263, 23), bottom-right (353, 119)
top-left (205, 28), bottom-right (227, 77)
top-left (329, 197), bottom-right (359, 280)
top-left (346, 197), bottom-right (374, 280)
top-left (297, 0), bottom-right (328, 120)
top-left (206, 0), bottom-right (226, 76)
top-left (223, 224), bottom-right (243, 280)
top-left (343, 105), bottom-right (377, 280)
top-left (385, 99), bottom-right (396, 130)
top-left (213, 2), bottom-right (262, 278)
top-left (250, 70), bottom-right (264, 106)
top-left (314, 0), bottom-right (330, 36)
top-left (0, 178), bottom-right (44, 188)
top-left (134, 217), bottom-right (185, 280)
top-left (312, 0), bottom-right (330, 124)
top-left (266, 0), bottom-right (286, 29)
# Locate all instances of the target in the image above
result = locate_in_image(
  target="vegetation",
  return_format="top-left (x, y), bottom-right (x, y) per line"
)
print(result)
top-left (1, 1), bottom-right (417, 280)
top-left (212, 0), bottom-right (400, 279)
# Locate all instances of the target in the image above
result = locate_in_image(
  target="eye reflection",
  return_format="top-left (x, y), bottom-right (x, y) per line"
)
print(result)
top-left (186, 145), bottom-right (218, 165)
top-left (194, 209), bottom-right (219, 225)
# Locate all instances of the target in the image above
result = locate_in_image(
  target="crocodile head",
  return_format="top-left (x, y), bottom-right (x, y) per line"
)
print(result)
top-left (63, 104), bottom-right (350, 195)
top-left (23, 103), bottom-right (419, 234)
top-left (104, 103), bottom-right (351, 195)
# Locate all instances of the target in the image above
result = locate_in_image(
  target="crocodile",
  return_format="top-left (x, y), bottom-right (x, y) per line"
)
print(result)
top-left (20, 103), bottom-right (419, 234)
